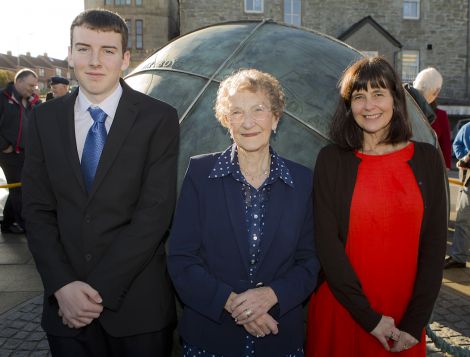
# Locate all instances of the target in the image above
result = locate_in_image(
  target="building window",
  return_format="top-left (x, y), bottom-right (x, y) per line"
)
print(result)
top-left (105, 0), bottom-right (112, 4)
top-left (284, 0), bottom-right (301, 26)
top-left (136, 0), bottom-right (142, 5)
top-left (125, 19), bottom-right (132, 49)
top-left (245, 0), bottom-right (263, 13)
top-left (136, 20), bottom-right (143, 49)
top-left (55, 68), bottom-right (62, 76)
top-left (403, 0), bottom-right (420, 19)
top-left (114, 0), bottom-right (131, 5)
top-left (361, 50), bottom-right (378, 58)
top-left (38, 68), bottom-right (45, 77)
top-left (402, 50), bottom-right (419, 82)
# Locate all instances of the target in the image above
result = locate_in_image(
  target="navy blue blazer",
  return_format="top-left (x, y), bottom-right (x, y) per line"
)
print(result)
top-left (168, 150), bottom-right (320, 356)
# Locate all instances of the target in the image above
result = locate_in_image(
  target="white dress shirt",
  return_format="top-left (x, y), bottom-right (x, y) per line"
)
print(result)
top-left (74, 84), bottom-right (123, 161)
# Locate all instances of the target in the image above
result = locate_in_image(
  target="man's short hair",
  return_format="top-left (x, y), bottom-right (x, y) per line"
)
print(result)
top-left (15, 68), bottom-right (38, 82)
top-left (70, 9), bottom-right (128, 54)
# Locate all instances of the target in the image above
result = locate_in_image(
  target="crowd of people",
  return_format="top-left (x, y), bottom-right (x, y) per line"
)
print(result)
top-left (0, 7), bottom-right (464, 357)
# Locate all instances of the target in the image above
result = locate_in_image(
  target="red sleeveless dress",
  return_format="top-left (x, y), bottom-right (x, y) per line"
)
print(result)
top-left (306, 143), bottom-right (425, 356)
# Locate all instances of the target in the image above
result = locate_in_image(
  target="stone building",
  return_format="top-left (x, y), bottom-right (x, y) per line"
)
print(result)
top-left (178, 0), bottom-right (470, 114)
top-left (84, 0), bottom-right (179, 71)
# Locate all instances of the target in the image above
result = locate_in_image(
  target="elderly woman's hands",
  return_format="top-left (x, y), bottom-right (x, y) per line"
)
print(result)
top-left (390, 331), bottom-right (419, 352)
top-left (243, 313), bottom-right (279, 338)
top-left (229, 287), bottom-right (278, 324)
top-left (370, 315), bottom-right (401, 351)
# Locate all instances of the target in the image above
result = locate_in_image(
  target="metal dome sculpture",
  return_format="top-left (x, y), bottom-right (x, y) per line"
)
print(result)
top-left (125, 20), bottom-right (436, 184)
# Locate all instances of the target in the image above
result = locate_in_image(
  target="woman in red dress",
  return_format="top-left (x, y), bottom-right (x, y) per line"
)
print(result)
top-left (306, 57), bottom-right (447, 356)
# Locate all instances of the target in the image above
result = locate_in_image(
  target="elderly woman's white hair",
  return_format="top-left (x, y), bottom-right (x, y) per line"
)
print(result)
top-left (413, 67), bottom-right (443, 103)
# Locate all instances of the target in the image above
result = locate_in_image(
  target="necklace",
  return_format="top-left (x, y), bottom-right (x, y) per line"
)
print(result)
top-left (239, 156), bottom-right (271, 183)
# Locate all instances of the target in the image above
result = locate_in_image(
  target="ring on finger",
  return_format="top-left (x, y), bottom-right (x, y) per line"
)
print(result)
top-left (245, 309), bottom-right (252, 318)
top-left (403, 344), bottom-right (408, 350)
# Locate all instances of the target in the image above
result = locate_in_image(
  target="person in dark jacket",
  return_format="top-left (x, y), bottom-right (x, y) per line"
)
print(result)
top-left (0, 68), bottom-right (39, 233)
top-left (306, 56), bottom-right (447, 356)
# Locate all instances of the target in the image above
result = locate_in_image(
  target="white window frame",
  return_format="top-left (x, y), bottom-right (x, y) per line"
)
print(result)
top-left (403, 0), bottom-right (420, 20)
top-left (125, 19), bottom-right (132, 49)
top-left (136, 20), bottom-right (143, 49)
top-left (55, 68), bottom-right (62, 76)
top-left (401, 50), bottom-right (420, 82)
top-left (244, 0), bottom-right (264, 13)
top-left (38, 68), bottom-right (45, 77)
top-left (284, 0), bottom-right (301, 26)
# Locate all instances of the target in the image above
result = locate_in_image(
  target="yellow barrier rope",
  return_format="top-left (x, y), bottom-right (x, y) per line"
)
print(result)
top-left (448, 177), bottom-right (463, 187)
top-left (0, 183), bottom-right (21, 189)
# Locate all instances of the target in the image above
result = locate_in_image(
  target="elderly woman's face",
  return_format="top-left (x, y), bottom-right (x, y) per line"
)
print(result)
top-left (351, 82), bottom-right (394, 140)
top-left (226, 89), bottom-right (278, 153)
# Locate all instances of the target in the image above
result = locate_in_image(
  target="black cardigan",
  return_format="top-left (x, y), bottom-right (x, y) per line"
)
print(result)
top-left (313, 141), bottom-right (448, 340)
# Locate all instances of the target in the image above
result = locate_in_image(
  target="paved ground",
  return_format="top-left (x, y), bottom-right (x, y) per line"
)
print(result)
top-left (0, 176), bottom-right (468, 356)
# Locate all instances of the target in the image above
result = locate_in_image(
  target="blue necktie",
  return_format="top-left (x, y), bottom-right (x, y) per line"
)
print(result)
top-left (81, 107), bottom-right (108, 192)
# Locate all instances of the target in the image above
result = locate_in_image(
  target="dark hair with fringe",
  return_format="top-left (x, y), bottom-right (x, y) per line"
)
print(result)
top-left (329, 56), bottom-right (412, 150)
top-left (70, 9), bottom-right (128, 55)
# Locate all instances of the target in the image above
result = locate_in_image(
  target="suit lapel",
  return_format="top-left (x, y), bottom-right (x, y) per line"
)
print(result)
top-left (58, 90), bottom-right (86, 193)
top-left (256, 180), bottom-right (288, 268)
top-left (87, 83), bottom-right (138, 199)
top-left (223, 177), bottom-right (250, 273)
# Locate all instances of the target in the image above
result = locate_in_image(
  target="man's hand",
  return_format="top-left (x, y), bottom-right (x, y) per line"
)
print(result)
top-left (230, 287), bottom-right (278, 324)
top-left (54, 281), bottom-right (103, 329)
top-left (243, 313), bottom-right (279, 338)
top-left (2, 145), bottom-right (13, 153)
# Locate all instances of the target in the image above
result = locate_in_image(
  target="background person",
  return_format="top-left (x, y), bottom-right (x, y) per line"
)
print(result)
top-left (306, 56), bottom-right (447, 356)
top-left (48, 76), bottom-right (70, 99)
top-left (446, 122), bottom-right (470, 269)
top-left (413, 67), bottom-right (451, 169)
top-left (0, 68), bottom-right (39, 234)
top-left (22, 9), bottom-right (179, 356)
top-left (168, 69), bottom-right (319, 356)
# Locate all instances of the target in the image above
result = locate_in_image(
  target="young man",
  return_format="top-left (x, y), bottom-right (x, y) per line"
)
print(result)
top-left (0, 68), bottom-right (39, 234)
top-left (22, 9), bottom-right (179, 356)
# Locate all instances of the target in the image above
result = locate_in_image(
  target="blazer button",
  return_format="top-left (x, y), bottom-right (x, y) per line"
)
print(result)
top-left (85, 215), bottom-right (91, 223)
top-left (84, 254), bottom-right (92, 262)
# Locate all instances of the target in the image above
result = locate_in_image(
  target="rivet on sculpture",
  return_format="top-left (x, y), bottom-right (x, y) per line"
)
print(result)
top-left (125, 20), bottom-right (436, 186)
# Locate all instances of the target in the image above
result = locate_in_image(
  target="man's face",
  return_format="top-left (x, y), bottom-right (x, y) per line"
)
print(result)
top-left (68, 26), bottom-right (130, 103)
top-left (15, 74), bottom-right (38, 99)
top-left (51, 83), bottom-right (69, 97)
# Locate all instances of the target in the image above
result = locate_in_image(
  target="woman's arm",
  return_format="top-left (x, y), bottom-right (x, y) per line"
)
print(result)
top-left (167, 160), bottom-right (233, 323)
top-left (397, 147), bottom-right (447, 340)
top-left (314, 148), bottom-right (382, 333)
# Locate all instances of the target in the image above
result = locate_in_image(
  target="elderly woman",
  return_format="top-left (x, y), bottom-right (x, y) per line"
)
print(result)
top-left (306, 57), bottom-right (447, 356)
top-left (414, 67), bottom-right (451, 169)
top-left (168, 69), bottom-right (319, 356)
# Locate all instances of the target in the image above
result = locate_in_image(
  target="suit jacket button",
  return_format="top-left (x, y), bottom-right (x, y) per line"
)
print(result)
top-left (85, 215), bottom-right (91, 223)
top-left (84, 254), bottom-right (92, 262)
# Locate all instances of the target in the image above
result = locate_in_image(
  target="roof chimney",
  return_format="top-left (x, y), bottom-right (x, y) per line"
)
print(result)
top-left (7, 51), bottom-right (12, 56)
top-left (43, 52), bottom-right (48, 57)
top-left (26, 52), bottom-right (31, 57)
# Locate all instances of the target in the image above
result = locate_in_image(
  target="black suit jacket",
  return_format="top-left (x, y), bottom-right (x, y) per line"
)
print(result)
top-left (22, 79), bottom-right (179, 337)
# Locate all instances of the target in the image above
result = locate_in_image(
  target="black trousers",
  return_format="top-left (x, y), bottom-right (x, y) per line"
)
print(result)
top-left (0, 151), bottom-right (24, 228)
top-left (47, 321), bottom-right (173, 357)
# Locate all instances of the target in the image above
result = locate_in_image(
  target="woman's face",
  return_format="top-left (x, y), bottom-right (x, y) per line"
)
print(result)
top-left (226, 89), bottom-right (279, 153)
top-left (350, 82), bottom-right (394, 141)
